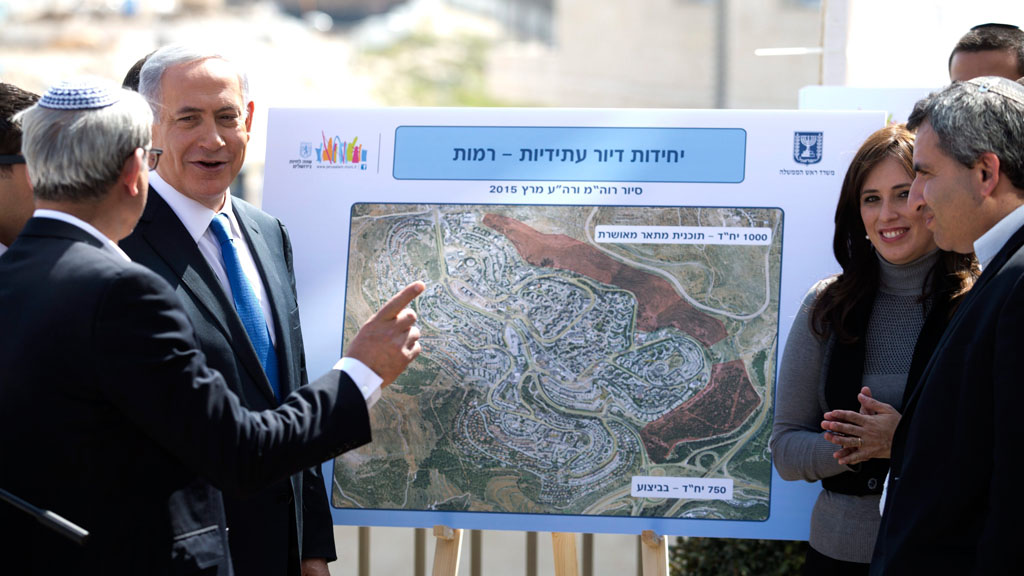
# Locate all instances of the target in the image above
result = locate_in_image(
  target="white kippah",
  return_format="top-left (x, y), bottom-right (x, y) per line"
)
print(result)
top-left (964, 76), bottom-right (1024, 105)
top-left (38, 78), bottom-right (121, 110)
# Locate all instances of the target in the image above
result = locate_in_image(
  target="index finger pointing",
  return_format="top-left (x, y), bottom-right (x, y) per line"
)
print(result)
top-left (373, 281), bottom-right (426, 320)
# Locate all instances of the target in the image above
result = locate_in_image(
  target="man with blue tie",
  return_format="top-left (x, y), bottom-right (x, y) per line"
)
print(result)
top-left (120, 44), bottom-right (369, 576)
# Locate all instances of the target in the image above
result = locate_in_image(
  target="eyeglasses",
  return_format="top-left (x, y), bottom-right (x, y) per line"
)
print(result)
top-left (147, 147), bottom-right (162, 171)
top-left (0, 154), bottom-right (25, 165)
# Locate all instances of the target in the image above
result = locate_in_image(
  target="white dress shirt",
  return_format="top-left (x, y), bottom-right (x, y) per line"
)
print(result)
top-left (148, 173), bottom-right (381, 406)
top-left (973, 203), bottom-right (1024, 270)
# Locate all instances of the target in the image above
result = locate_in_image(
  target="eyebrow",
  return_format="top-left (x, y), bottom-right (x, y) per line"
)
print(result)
top-left (172, 105), bottom-right (241, 116)
top-left (860, 182), bottom-right (912, 194)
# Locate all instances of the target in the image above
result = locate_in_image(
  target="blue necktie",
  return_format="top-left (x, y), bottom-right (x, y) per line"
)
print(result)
top-left (209, 213), bottom-right (280, 401)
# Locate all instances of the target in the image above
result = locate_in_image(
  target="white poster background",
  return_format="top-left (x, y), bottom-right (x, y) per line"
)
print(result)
top-left (262, 107), bottom-right (884, 539)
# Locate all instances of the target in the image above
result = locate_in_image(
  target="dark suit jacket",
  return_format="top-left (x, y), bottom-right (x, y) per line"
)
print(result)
top-left (120, 190), bottom-right (337, 575)
top-left (0, 217), bottom-right (371, 575)
top-left (871, 223), bottom-right (1024, 575)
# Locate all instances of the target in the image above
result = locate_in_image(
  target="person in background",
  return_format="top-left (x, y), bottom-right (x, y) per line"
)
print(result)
top-left (0, 82), bottom-right (39, 256)
top-left (122, 51), bottom-right (152, 90)
top-left (948, 23), bottom-right (1024, 82)
top-left (771, 123), bottom-right (977, 575)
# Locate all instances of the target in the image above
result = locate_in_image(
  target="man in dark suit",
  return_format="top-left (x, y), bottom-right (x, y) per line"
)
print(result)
top-left (868, 76), bottom-right (1024, 574)
top-left (119, 45), bottom-right (354, 576)
top-left (0, 79), bottom-right (423, 575)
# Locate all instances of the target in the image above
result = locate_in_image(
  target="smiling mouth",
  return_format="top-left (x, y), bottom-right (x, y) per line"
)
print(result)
top-left (879, 228), bottom-right (908, 240)
top-left (193, 160), bottom-right (227, 169)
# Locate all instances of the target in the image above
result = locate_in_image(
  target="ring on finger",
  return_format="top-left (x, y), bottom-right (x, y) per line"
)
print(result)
top-left (855, 437), bottom-right (862, 448)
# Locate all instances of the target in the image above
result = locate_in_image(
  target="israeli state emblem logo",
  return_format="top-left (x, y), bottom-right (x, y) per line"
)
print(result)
top-left (793, 132), bottom-right (823, 165)
top-left (299, 142), bottom-right (312, 159)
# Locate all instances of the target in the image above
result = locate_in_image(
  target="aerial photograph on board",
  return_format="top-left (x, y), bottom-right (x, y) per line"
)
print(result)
top-left (334, 203), bottom-right (782, 521)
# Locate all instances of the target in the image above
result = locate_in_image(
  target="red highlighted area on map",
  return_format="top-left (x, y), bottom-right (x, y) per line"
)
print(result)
top-left (482, 213), bottom-right (727, 347)
top-left (639, 359), bottom-right (761, 462)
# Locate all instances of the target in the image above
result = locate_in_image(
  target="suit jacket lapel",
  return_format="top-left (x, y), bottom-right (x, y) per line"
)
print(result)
top-left (138, 190), bottom-right (278, 404)
top-left (899, 222), bottom-right (1024, 428)
top-left (232, 202), bottom-right (295, 396)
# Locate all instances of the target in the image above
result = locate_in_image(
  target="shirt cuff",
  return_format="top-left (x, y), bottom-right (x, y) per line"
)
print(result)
top-left (334, 357), bottom-right (383, 408)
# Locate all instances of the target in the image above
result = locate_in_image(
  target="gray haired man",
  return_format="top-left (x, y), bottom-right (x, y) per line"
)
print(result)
top-left (0, 78), bottom-right (423, 575)
top-left (122, 43), bottom-right (378, 576)
top-left (870, 76), bottom-right (1024, 574)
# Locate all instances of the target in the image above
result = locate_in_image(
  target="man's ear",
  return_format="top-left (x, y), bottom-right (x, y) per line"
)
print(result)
top-left (119, 147), bottom-right (145, 197)
top-left (244, 100), bottom-right (254, 134)
top-left (976, 152), bottom-right (1001, 197)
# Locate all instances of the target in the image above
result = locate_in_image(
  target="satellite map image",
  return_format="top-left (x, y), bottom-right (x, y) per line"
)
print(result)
top-left (334, 203), bottom-right (782, 521)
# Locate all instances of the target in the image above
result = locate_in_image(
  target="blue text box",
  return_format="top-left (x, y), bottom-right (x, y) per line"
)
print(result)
top-left (393, 126), bottom-right (746, 183)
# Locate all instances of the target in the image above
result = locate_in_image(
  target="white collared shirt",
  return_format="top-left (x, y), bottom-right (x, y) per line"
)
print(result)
top-left (150, 172), bottom-right (277, 344)
top-left (0, 242), bottom-right (7, 258)
top-left (973, 203), bottom-right (1024, 270)
top-left (148, 173), bottom-right (381, 406)
top-left (34, 209), bottom-right (131, 262)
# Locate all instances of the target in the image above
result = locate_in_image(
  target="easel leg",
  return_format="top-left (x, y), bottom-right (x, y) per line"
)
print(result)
top-left (640, 530), bottom-right (668, 576)
top-left (552, 532), bottom-right (580, 576)
top-left (431, 525), bottom-right (463, 576)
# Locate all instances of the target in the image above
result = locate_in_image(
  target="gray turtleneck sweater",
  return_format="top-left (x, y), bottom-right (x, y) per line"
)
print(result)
top-left (770, 250), bottom-right (939, 563)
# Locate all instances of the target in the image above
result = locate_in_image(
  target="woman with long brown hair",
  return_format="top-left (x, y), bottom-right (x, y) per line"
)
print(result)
top-left (770, 123), bottom-right (977, 574)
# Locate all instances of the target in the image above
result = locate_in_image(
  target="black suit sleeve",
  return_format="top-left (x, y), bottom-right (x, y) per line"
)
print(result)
top-left (983, 275), bottom-right (1024, 569)
top-left (279, 219), bottom-right (340, 560)
top-left (94, 266), bottom-right (372, 496)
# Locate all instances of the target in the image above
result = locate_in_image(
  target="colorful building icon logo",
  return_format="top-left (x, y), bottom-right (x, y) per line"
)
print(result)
top-left (316, 131), bottom-right (368, 166)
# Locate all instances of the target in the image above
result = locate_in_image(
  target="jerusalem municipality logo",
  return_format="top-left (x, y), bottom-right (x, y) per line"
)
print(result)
top-left (316, 131), bottom-right (369, 170)
top-left (288, 131), bottom-right (370, 172)
top-left (793, 132), bottom-right (823, 165)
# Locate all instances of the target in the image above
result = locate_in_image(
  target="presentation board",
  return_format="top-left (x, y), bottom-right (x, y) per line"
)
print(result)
top-left (798, 85), bottom-right (934, 123)
top-left (262, 107), bottom-right (885, 539)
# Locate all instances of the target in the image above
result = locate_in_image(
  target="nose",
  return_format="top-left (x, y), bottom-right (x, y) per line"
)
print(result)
top-left (908, 177), bottom-right (926, 213)
top-left (197, 119), bottom-right (226, 150)
top-left (879, 197), bottom-right (898, 221)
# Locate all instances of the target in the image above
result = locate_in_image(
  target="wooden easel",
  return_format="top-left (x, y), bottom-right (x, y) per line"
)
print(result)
top-left (551, 532), bottom-right (579, 576)
top-left (431, 525), bottom-right (464, 576)
top-left (431, 528), bottom-right (582, 576)
top-left (428, 528), bottom-right (667, 576)
top-left (639, 530), bottom-right (669, 576)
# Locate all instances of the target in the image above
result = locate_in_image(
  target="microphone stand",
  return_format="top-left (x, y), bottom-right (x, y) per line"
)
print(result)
top-left (0, 487), bottom-right (89, 546)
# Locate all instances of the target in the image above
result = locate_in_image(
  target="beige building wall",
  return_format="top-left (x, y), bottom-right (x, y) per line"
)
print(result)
top-left (487, 0), bottom-right (821, 109)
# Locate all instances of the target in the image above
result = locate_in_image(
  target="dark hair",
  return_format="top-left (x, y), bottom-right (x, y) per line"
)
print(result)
top-left (811, 123), bottom-right (977, 342)
top-left (122, 52), bottom-right (154, 91)
top-left (948, 24), bottom-right (1024, 78)
top-left (0, 83), bottom-right (40, 159)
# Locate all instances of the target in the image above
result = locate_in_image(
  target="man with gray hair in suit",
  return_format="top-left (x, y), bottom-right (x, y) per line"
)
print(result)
top-left (870, 76), bottom-right (1024, 574)
top-left (0, 77), bottom-right (423, 575)
top-left (121, 43), bottom-right (390, 575)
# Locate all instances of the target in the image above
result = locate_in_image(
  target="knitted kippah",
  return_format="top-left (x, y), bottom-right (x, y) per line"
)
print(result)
top-left (38, 78), bottom-right (121, 110)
